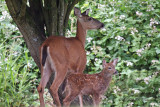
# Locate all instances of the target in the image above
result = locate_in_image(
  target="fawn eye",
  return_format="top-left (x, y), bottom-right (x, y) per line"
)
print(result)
top-left (108, 67), bottom-right (112, 70)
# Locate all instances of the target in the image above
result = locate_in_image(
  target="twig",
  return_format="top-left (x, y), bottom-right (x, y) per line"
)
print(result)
top-left (12, 35), bottom-right (23, 39)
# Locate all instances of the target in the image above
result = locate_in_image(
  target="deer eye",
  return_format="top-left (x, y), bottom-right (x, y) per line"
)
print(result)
top-left (108, 67), bottom-right (112, 70)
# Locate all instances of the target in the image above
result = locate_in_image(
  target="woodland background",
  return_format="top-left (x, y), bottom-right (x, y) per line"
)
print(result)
top-left (0, 0), bottom-right (160, 106)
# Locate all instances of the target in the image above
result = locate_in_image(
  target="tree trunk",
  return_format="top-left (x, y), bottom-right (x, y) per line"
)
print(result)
top-left (5, 0), bottom-right (92, 106)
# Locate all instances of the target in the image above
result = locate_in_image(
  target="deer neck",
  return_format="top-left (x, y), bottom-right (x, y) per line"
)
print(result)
top-left (76, 20), bottom-right (87, 47)
top-left (100, 70), bottom-right (112, 81)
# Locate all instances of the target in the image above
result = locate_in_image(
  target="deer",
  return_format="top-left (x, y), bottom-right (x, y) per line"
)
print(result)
top-left (63, 58), bottom-right (119, 107)
top-left (37, 7), bottom-right (104, 107)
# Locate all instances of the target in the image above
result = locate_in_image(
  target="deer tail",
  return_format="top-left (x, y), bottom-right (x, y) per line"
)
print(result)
top-left (41, 45), bottom-right (48, 66)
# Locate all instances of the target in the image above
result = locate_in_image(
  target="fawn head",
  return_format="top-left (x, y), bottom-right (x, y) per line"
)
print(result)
top-left (102, 58), bottom-right (119, 76)
top-left (74, 7), bottom-right (104, 30)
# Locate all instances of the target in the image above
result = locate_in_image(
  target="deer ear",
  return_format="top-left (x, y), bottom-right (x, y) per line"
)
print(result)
top-left (102, 59), bottom-right (107, 68)
top-left (112, 58), bottom-right (118, 66)
top-left (82, 9), bottom-right (90, 15)
top-left (74, 7), bottom-right (82, 17)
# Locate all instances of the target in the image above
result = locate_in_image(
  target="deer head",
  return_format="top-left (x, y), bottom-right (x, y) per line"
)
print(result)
top-left (102, 58), bottom-right (119, 76)
top-left (74, 7), bottom-right (104, 30)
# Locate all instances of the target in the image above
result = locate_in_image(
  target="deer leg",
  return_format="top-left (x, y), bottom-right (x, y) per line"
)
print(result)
top-left (79, 94), bottom-right (83, 107)
top-left (50, 67), bottom-right (68, 107)
top-left (37, 64), bottom-right (52, 107)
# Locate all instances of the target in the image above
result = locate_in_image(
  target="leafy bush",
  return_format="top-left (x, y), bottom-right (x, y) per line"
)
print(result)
top-left (0, 1), bottom-right (39, 106)
top-left (74, 0), bottom-right (160, 106)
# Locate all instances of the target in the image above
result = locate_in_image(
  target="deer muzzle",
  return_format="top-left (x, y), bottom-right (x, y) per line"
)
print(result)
top-left (99, 23), bottom-right (105, 29)
top-left (114, 70), bottom-right (118, 75)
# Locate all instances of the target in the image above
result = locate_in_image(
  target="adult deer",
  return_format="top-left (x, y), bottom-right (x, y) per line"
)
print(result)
top-left (63, 58), bottom-right (119, 107)
top-left (37, 7), bottom-right (104, 107)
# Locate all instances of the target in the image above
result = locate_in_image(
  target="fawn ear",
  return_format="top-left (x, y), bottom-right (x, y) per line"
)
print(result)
top-left (102, 59), bottom-right (107, 68)
top-left (82, 9), bottom-right (90, 15)
top-left (74, 7), bottom-right (82, 17)
top-left (112, 58), bottom-right (118, 66)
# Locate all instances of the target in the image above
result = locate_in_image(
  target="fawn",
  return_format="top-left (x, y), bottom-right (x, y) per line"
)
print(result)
top-left (63, 58), bottom-right (118, 107)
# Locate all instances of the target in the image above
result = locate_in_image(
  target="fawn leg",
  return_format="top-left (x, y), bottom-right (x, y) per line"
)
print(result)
top-left (63, 89), bottom-right (80, 107)
top-left (92, 94), bottom-right (101, 107)
top-left (37, 63), bottom-right (52, 107)
top-left (79, 94), bottom-right (83, 107)
top-left (50, 67), bottom-right (68, 107)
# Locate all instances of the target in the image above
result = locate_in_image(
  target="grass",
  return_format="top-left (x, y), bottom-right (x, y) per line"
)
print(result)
top-left (0, 38), bottom-right (40, 107)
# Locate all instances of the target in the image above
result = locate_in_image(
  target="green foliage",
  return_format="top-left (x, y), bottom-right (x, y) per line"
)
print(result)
top-left (74, 0), bottom-right (160, 106)
top-left (0, 44), bottom-right (39, 106)
top-left (0, 1), bottom-right (39, 106)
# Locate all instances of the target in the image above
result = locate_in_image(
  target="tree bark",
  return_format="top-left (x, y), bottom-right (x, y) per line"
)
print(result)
top-left (5, 0), bottom-right (93, 106)
top-left (5, 0), bottom-right (45, 68)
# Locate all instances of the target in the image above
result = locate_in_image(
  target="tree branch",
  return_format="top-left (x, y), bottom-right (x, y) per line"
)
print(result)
top-left (44, 0), bottom-right (58, 36)
top-left (29, 0), bottom-right (45, 36)
top-left (18, 0), bottom-right (27, 18)
top-left (5, 0), bottom-right (21, 19)
top-left (64, 0), bottom-right (79, 32)
top-left (6, 0), bottom-right (27, 19)
top-left (58, 0), bottom-right (65, 36)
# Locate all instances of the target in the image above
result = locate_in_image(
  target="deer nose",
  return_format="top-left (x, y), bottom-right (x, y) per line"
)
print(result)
top-left (101, 23), bottom-right (104, 28)
top-left (114, 70), bottom-right (118, 75)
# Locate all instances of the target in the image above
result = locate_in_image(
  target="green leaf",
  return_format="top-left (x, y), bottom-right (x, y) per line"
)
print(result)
top-left (155, 47), bottom-right (160, 54)
top-left (104, 19), bottom-right (112, 22)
